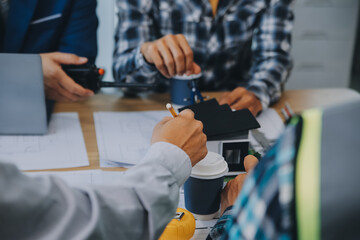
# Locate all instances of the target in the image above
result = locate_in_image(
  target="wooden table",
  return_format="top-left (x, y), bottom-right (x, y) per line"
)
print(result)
top-left (52, 88), bottom-right (359, 172)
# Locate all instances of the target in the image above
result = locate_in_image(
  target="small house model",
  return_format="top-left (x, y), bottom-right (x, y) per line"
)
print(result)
top-left (180, 99), bottom-right (260, 173)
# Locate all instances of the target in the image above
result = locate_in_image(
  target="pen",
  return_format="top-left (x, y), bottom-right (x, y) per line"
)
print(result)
top-left (285, 102), bottom-right (294, 116)
top-left (166, 103), bottom-right (178, 118)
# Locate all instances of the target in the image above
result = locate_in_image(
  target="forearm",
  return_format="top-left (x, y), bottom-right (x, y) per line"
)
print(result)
top-left (0, 142), bottom-right (191, 240)
top-left (113, 0), bottom-right (159, 83)
top-left (248, 0), bottom-right (294, 108)
top-left (113, 46), bottom-right (159, 83)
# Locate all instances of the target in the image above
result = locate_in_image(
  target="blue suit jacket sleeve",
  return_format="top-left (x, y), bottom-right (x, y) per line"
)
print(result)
top-left (59, 0), bottom-right (98, 63)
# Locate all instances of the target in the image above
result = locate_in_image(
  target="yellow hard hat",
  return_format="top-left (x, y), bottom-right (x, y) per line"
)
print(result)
top-left (159, 208), bottom-right (196, 240)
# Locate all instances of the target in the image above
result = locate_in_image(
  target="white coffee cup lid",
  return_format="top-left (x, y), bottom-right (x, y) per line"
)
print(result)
top-left (191, 152), bottom-right (228, 180)
top-left (173, 73), bottom-right (202, 80)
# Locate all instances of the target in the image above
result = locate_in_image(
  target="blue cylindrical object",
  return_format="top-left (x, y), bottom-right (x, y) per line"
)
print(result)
top-left (170, 77), bottom-right (194, 106)
top-left (184, 176), bottom-right (224, 215)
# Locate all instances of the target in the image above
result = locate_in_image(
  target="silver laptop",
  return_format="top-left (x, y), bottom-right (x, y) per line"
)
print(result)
top-left (0, 53), bottom-right (47, 135)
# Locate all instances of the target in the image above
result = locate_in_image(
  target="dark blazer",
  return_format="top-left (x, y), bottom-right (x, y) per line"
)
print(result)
top-left (1, 0), bottom-right (98, 63)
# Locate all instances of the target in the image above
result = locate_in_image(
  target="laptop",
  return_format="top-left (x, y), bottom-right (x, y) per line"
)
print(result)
top-left (0, 53), bottom-right (48, 135)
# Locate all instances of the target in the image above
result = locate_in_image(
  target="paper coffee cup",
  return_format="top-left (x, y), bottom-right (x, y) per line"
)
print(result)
top-left (184, 151), bottom-right (228, 220)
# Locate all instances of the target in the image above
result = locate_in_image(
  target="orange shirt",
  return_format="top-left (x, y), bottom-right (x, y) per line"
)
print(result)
top-left (209, 0), bottom-right (219, 16)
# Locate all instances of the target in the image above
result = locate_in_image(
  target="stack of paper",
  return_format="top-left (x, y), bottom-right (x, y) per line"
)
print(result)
top-left (94, 111), bottom-right (169, 167)
top-left (249, 108), bottom-right (285, 154)
top-left (0, 113), bottom-right (89, 170)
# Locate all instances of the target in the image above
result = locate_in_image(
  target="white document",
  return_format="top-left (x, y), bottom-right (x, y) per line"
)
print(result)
top-left (0, 113), bottom-right (89, 170)
top-left (26, 170), bottom-right (125, 187)
top-left (94, 111), bottom-right (169, 167)
top-left (249, 108), bottom-right (285, 154)
top-left (255, 108), bottom-right (284, 141)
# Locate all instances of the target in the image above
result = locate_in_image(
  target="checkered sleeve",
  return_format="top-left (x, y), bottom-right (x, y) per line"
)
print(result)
top-left (113, 0), bottom-right (159, 83)
top-left (247, 0), bottom-right (294, 109)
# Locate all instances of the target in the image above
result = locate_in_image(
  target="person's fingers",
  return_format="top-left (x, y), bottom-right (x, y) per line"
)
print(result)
top-left (192, 63), bottom-right (201, 75)
top-left (179, 109), bottom-right (195, 119)
top-left (229, 93), bottom-right (253, 111)
top-left (230, 93), bottom-right (262, 115)
top-left (161, 116), bottom-right (173, 124)
top-left (244, 155), bottom-right (259, 172)
top-left (219, 91), bottom-right (231, 105)
top-left (45, 87), bottom-right (67, 101)
top-left (248, 106), bottom-right (256, 116)
top-left (150, 46), bottom-right (170, 78)
top-left (176, 34), bottom-right (194, 75)
top-left (166, 35), bottom-right (186, 75)
top-left (157, 40), bottom-right (176, 77)
top-left (220, 87), bottom-right (247, 106)
top-left (58, 70), bottom-right (94, 97)
top-left (52, 52), bottom-right (88, 65)
top-left (51, 82), bottom-right (80, 101)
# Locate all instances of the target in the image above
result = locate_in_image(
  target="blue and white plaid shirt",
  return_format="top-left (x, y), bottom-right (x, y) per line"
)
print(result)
top-left (113, 0), bottom-right (294, 109)
top-left (207, 117), bottom-right (300, 239)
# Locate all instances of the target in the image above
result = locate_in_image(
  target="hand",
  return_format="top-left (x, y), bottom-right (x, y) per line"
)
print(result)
top-left (220, 155), bottom-right (259, 214)
top-left (151, 109), bottom-right (208, 166)
top-left (40, 52), bottom-right (94, 101)
top-left (219, 87), bottom-right (262, 116)
top-left (140, 34), bottom-right (201, 78)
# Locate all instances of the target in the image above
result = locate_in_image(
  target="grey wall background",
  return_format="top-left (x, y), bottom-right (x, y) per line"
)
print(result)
top-left (95, 0), bottom-right (115, 82)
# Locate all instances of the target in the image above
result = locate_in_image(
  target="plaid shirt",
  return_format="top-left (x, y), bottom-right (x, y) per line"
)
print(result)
top-left (207, 117), bottom-right (301, 239)
top-left (113, 0), bottom-right (294, 108)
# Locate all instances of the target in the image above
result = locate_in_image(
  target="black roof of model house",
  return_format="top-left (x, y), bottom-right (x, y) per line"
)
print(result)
top-left (179, 99), bottom-right (260, 141)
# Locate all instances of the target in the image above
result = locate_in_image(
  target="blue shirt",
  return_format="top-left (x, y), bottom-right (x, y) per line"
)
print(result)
top-left (113, 0), bottom-right (294, 109)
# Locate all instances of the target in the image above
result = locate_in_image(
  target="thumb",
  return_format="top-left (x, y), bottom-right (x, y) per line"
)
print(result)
top-left (244, 155), bottom-right (259, 172)
top-left (192, 63), bottom-right (201, 75)
top-left (52, 52), bottom-right (88, 65)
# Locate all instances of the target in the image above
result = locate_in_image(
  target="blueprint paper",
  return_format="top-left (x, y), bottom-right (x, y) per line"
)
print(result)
top-left (94, 111), bottom-right (169, 166)
top-left (0, 113), bottom-right (89, 170)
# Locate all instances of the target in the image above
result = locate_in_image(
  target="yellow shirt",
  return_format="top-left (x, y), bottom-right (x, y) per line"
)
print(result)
top-left (209, 0), bottom-right (219, 16)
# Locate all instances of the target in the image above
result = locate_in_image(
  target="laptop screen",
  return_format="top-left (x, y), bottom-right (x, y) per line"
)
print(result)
top-left (0, 53), bottom-right (47, 135)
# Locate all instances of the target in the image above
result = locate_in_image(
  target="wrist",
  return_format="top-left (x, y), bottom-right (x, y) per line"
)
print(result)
top-left (140, 42), bottom-right (151, 63)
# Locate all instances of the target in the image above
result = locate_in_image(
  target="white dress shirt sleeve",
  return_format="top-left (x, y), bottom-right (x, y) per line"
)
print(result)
top-left (0, 142), bottom-right (191, 240)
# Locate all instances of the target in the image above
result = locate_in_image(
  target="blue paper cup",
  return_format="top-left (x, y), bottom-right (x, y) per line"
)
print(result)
top-left (184, 152), bottom-right (228, 220)
top-left (170, 73), bottom-right (202, 109)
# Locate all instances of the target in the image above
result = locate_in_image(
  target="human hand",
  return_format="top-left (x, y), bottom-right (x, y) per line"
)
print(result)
top-left (140, 34), bottom-right (201, 78)
top-left (219, 87), bottom-right (262, 116)
top-left (151, 109), bottom-right (207, 166)
top-left (220, 155), bottom-right (259, 214)
top-left (40, 52), bottom-right (94, 101)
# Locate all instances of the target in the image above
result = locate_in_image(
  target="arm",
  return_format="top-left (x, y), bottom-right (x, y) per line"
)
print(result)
top-left (112, 1), bottom-right (200, 83)
top-left (113, 0), bottom-right (159, 83)
top-left (208, 117), bottom-right (300, 240)
top-left (58, 0), bottom-right (98, 63)
top-left (219, 0), bottom-right (294, 115)
top-left (247, 0), bottom-right (294, 109)
top-left (40, 0), bottom-right (98, 101)
top-left (0, 143), bottom-right (189, 240)
top-left (0, 110), bottom-right (207, 240)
